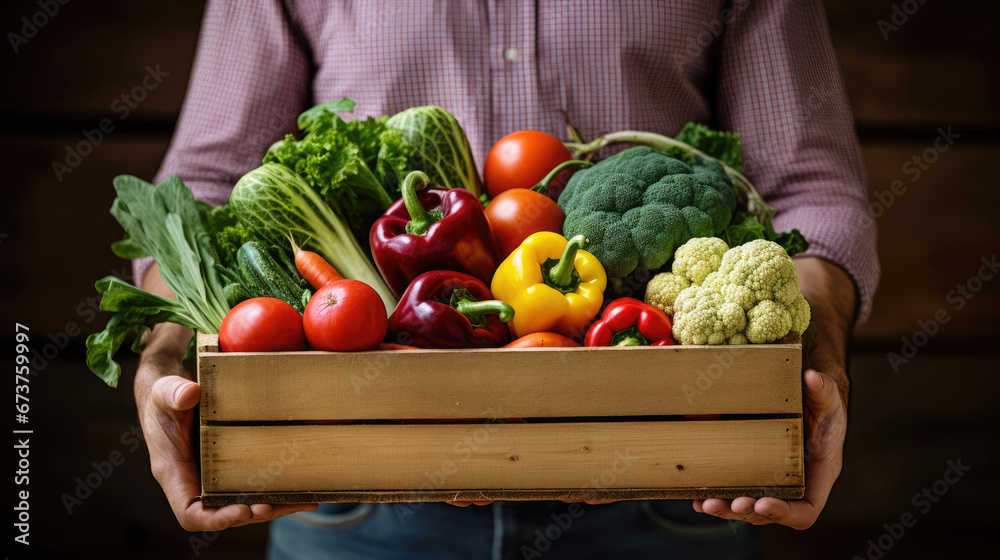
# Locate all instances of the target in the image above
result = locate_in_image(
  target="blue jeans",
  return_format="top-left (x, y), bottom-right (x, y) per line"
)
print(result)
top-left (268, 501), bottom-right (759, 559)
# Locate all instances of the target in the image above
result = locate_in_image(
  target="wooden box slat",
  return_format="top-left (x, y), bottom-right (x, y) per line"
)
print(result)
top-left (202, 419), bottom-right (802, 493)
top-left (198, 336), bottom-right (801, 421)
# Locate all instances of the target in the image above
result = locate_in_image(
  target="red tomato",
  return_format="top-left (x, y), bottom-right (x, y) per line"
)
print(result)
top-left (485, 188), bottom-right (565, 258)
top-left (219, 298), bottom-right (306, 352)
top-left (377, 343), bottom-right (421, 350)
top-left (503, 332), bottom-right (580, 348)
top-left (484, 130), bottom-right (572, 197)
top-left (304, 279), bottom-right (388, 351)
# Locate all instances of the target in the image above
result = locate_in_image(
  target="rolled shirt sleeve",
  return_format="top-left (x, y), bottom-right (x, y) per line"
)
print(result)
top-left (133, 0), bottom-right (311, 288)
top-left (715, 0), bottom-right (880, 323)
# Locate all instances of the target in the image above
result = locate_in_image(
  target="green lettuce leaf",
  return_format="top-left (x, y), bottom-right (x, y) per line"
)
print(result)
top-left (720, 211), bottom-right (768, 248)
top-left (85, 276), bottom-right (198, 388)
top-left (264, 105), bottom-right (398, 245)
top-left (674, 122), bottom-right (743, 174)
top-left (720, 210), bottom-right (810, 256)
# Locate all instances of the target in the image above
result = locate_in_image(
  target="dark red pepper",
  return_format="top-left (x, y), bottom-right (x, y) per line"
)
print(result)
top-left (584, 298), bottom-right (675, 347)
top-left (386, 271), bottom-right (514, 349)
top-left (370, 171), bottom-right (501, 298)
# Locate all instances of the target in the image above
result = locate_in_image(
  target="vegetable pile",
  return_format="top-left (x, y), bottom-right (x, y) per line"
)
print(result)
top-left (87, 98), bottom-right (814, 389)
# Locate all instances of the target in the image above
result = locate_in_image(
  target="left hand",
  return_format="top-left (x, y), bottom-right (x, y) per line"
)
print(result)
top-left (692, 365), bottom-right (848, 529)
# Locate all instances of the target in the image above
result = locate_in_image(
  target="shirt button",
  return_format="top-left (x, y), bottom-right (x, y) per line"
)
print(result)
top-left (504, 48), bottom-right (518, 61)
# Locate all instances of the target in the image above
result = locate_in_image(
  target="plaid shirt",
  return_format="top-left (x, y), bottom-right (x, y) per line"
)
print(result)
top-left (142, 0), bottom-right (879, 321)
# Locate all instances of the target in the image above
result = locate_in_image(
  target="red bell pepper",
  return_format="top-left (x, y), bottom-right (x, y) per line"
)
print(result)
top-left (584, 298), bottom-right (675, 347)
top-left (370, 171), bottom-right (501, 298)
top-left (387, 271), bottom-right (514, 349)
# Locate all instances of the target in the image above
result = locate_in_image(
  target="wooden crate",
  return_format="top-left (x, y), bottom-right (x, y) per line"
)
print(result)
top-left (197, 334), bottom-right (804, 506)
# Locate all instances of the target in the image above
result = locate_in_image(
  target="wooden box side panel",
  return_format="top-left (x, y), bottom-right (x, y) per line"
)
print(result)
top-left (197, 336), bottom-right (802, 421)
top-left (201, 419), bottom-right (803, 493)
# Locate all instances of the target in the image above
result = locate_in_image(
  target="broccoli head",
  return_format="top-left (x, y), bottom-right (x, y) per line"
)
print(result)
top-left (558, 146), bottom-right (737, 278)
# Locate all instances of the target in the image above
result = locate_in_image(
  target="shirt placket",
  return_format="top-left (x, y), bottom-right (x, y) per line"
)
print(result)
top-left (487, 0), bottom-right (539, 143)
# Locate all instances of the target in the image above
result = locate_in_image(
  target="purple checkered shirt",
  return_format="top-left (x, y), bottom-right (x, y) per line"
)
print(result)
top-left (140, 0), bottom-right (879, 321)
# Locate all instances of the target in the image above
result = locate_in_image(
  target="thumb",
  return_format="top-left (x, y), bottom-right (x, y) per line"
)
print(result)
top-left (803, 369), bottom-right (840, 413)
top-left (151, 375), bottom-right (201, 413)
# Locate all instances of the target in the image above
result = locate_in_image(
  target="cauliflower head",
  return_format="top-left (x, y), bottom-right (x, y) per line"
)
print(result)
top-left (672, 285), bottom-right (747, 345)
top-left (669, 239), bottom-right (811, 345)
top-left (704, 239), bottom-right (801, 310)
top-left (672, 237), bottom-right (729, 284)
top-left (644, 272), bottom-right (690, 316)
top-left (644, 237), bottom-right (728, 315)
top-left (745, 300), bottom-right (792, 343)
top-left (788, 293), bottom-right (811, 334)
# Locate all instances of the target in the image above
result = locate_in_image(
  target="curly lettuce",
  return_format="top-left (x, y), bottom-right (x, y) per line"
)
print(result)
top-left (264, 99), bottom-right (412, 245)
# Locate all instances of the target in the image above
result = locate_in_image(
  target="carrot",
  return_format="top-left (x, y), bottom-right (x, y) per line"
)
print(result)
top-left (503, 332), bottom-right (580, 348)
top-left (289, 234), bottom-right (343, 289)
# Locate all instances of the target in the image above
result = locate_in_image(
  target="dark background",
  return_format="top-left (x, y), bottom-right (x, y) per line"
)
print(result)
top-left (3, 1), bottom-right (998, 558)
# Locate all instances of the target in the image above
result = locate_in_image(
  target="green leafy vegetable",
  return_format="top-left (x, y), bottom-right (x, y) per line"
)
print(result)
top-left (297, 98), bottom-right (358, 133)
top-left (772, 229), bottom-right (809, 257)
top-left (720, 211), bottom-right (768, 248)
top-left (86, 277), bottom-right (201, 387)
top-left (378, 106), bottom-right (484, 197)
top-left (87, 175), bottom-right (241, 387)
top-left (230, 162), bottom-right (398, 314)
top-left (673, 122), bottom-right (743, 174)
top-left (265, 108), bottom-right (398, 244)
top-left (720, 211), bottom-right (810, 256)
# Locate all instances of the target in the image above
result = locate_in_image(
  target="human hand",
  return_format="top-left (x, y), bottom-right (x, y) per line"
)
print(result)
top-left (694, 257), bottom-right (856, 529)
top-left (692, 367), bottom-right (847, 529)
top-left (135, 323), bottom-right (318, 531)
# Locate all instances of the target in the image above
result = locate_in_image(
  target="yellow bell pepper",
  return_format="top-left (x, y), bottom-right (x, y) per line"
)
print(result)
top-left (491, 232), bottom-right (607, 339)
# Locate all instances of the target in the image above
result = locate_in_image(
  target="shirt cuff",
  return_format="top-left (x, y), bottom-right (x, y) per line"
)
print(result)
top-left (132, 256), bottom-right (156, 290)
top-left (772, 204), bottom-right (880, 325)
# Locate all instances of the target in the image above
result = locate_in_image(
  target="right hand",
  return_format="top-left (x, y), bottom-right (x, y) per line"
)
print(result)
top-left (135, 323), bottom-right (318, 531)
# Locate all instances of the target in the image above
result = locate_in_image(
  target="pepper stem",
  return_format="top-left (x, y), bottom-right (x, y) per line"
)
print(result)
top-left (616, 337), bottom-right (643, 347)
top-left (401, 171), bottom-right (436, 235)
top-left (450, 288), bottom-right (515, 326)
top-left (611, 327), bottom-right (650, 347)
top-left (530, 160), bottom-right (594, 195)
top-left (454, 299), bottom-right (515, 323)
top-left (547, 235), bottom-right (587, 290)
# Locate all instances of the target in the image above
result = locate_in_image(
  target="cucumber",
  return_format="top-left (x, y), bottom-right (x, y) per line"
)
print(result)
top-left (237, 241), bottom-right (308, 312)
